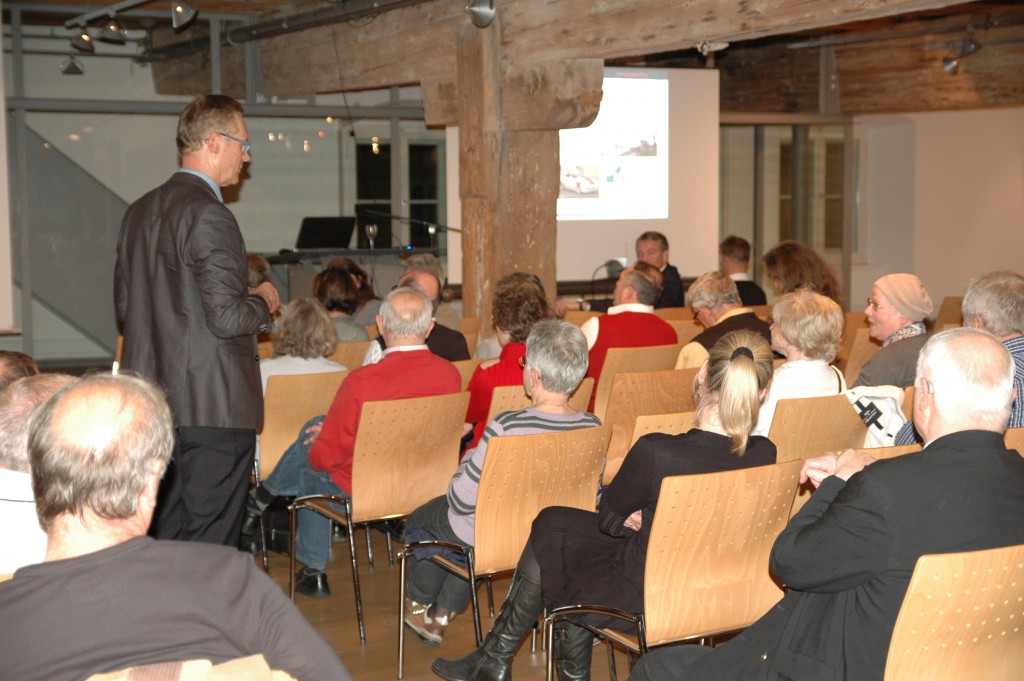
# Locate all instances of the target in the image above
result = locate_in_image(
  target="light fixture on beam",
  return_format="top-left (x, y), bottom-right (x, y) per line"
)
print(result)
top-left (99, 16), bottom-right (126, 44)
top-left (60, 55), bottom-right (85, 76)
top-left (172, 1), bottom-right (198, 31)
top-left (467, 0), bottom-right (495, 28)
top-left (942, 36), bottom-right (981, 75)
top-left (71, 27), bottom-right (95, 53)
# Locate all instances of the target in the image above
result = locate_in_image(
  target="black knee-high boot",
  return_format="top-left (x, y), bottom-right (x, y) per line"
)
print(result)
top-left (551, 620), bottom-right (593, 681)
top-left (431, 572), bottom-right (544, 681)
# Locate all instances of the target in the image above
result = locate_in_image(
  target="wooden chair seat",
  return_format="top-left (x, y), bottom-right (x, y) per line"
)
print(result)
top-left (397, 425), bottom-right (611, 677)
top-left (544, 460), bottom-right (803, 678)
top-left (288, 391), bottom-right (470, 646)
top-left (883, 543), bottom-right (1024, 680)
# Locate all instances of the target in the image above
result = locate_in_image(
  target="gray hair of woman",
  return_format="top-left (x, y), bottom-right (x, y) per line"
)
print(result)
top-left (771, 288), bottom-right (844, 362)
top-left (524, 319), bottom-right (589, 396)
top-left (271, 298), bottom-right (336, 359)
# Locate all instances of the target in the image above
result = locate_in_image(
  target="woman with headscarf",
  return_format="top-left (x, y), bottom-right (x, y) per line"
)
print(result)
top-left (853, 273), bottom-right (933, 388)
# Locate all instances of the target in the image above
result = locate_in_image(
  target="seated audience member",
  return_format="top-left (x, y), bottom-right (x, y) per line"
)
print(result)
top-left (249, 287), bottom-right (461, 597)
top-left (0, 373), bottom-right (76, 573)
top-left (0, 374), bottom-right (351, 681)
top-left (895, 269), bottom-right (1024, 444)
top-left (628, 328), bottom-right (1024, 681)
top-left (853, 273), bottom-right (933, 388)
top-left (432, 331), bottom-right (777, 681)
top-left (476, 272), bottom-right (547, 361)
top-left (0, 350), bottom-right (39, 389)
top-left (464, 282), bottom-right (551, 449)
top-left (327, 256), bottom-right (382, 326)
top-left (403, 320), bottom-right (601, 646)
top-left (259, 298), bottom-right (346, 394)
top-left (677, 271), bottom-right (772, 369)
top-left (579, 262), bottom-right (677, 408)
top-left (753, 289), bottom-right (846, 436)
top-left (557, 231), bottom-right (684, 314)
top-left (363, 269), bottom-right (471, 365)
top-left (404, 253), bottom-right (461, 331)
top-left (720, 235), bottom-right (766, 306)
top-left (246, 252), bottom-right (272, 289)
top-left (313, 268), bottom-right (370, 343)
top-left (763, 240), bottom-right (842, 305)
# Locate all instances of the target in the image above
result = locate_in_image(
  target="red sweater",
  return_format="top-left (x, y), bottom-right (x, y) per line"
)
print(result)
top-left (465, 342), bottom-right (527, 450)
top-left (308, 348), bottom-right (460, 494)
top-left (586, 312), bottom-right (677, 409)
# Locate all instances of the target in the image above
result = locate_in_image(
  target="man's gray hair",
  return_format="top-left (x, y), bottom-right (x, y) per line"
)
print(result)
top-left (961, 270), bottom-right (1024, 338)
top-left (688, 271), bottom-right (741, 311)
top-left (379, 287), bottom-right (433, 340)
top-left (525, 320), bottom-right (589, 396)
top-left (0, 374), bottom-right (77, 473)
top-left (29, 374), bottom-right (174, 533)
top-left (916, 327), bottom-right (1014, 432)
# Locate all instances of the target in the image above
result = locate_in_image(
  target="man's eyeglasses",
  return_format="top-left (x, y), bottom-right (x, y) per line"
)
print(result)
top-left (218, 131), bottom-right (251, 155)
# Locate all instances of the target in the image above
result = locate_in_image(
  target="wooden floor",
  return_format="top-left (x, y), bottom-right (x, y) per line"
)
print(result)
top-left (261, 528), bottom-right (633, 681)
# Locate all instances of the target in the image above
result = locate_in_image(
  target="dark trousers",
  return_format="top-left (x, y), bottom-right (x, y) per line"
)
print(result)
top-left (150, 426), bottom-right (255, 547)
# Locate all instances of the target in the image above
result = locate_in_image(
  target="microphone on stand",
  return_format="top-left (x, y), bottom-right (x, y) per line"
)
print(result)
top-left (364, 222), bottom-right (379, 282)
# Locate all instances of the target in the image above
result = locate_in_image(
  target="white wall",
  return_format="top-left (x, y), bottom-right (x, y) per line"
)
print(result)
top-left (854, 107), bottom-right (1024, 313)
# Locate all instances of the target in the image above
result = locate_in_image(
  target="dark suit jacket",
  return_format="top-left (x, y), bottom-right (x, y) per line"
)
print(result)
top-left (590, 263), bottom-right (685, 313)
top-left (674, 430), bottom-right (1024, 681)
top-left (115, 172), bottom-right (271, 430)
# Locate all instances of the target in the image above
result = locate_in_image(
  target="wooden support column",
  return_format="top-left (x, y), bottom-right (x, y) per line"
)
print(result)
top-left (457, 17), bottom-right (602, 320)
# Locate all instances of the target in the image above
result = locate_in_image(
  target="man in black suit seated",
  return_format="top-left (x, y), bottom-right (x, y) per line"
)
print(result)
top-left (720, 235), bottom-right (767, 306)
top-left (558, 230), bottom-right (685, 314)
top-left (630, 327), bottom-right (1024, 681)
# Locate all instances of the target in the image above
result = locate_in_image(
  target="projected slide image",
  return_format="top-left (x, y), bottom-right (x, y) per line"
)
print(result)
top-left (558, 69), bottom-right (669, 221)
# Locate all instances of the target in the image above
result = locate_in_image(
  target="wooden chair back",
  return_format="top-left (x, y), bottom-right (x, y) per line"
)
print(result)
top-left (115, 335), bottom-right (123, 364)
top-left (768, 394), bottom-right (867, 463)
top-left (1005, 427), bottom-right (1024, 453)
top-left (349, 392), bottom-right (469, 524)
top-left (668, 320), bottom-right (703, 345)
top-left (749, 304), bottom-right (773, 321)
top-left (653, 307), bottom-right (694, 321)
top-left (931, 296), bottom-right (964, 331)
top-left (327, 340), bottom-right (372, 370)
top-left (363, 324), bottom-right (378, 339)
top-left (258, 340), bottom-right (274, 360)
top-left (460, 316), bottom-right (481, 357)
top-left (484, 378), bottom-right (595, 424)
top-left (844, 326), bottom-right (880, 386)
top-left (260, 372), bottom-right (347, 479)
top-left (592, 344), bottom-right (683, 422)
top-left (563, 310), bottom-right (602, 327)
top-left (883, 543), bottom-right (1024, 681)
top-left (452, 358), bottom-right (484, 391)
top-left (601, 368), bottom-right (699, 485)
top-left (629, 412), bottom-right (698, 447)
top-left (902, 386), bottom-right (915, 420)
top-left (791, 442), bottom-right (922, 518)
top-left (835, 311), bottom-right (867, 371)
top-left (640, 460), bottom-right (803, 647)
top-left (472, 425), bottom-right (611, 574)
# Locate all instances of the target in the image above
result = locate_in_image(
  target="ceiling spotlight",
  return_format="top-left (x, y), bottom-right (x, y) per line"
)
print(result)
top-left (959, 37), bottom-right (981, 58)
top-left (71, 27), bottom-right (95, 53)
top-left (60, 55), bottom-right (85, 76)
top-left (171, 1), bottom-right (198, 31)
top-left (943, 35), bottom-right (981, 75)
top-left (942, 55), bottom-right (960, 75)
top-left (99, 17), bottom-right (126, 44)
top-left (467, 0), bottom-right (495, 28)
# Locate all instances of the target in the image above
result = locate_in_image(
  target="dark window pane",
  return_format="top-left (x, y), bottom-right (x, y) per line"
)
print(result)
top-left (409, 204), bottom-right (439, 249)
top-left (356, 143), bottom-right (390, 201)
top-left (779, 144), bottom-right (792, 195)
top-left (409, 145), bottom-right (438, 200)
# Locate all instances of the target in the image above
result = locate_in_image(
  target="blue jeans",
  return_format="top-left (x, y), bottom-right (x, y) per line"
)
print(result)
top-left (264, 416), bottom-right (349, 571)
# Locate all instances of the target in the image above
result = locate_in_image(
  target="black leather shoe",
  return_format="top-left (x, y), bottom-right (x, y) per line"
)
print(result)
top-left (294, 567), bottom-right (331, 598)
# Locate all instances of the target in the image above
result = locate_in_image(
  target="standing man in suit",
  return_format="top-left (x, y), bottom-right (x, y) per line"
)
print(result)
top-left (558, 230), bottom-right (685, 314)
top-left (630, 327), bottom-right (1024, 681)
top-left (115, 95), bottom-right (280, 546)
top-left (720, 235), bottom-right (767, 306)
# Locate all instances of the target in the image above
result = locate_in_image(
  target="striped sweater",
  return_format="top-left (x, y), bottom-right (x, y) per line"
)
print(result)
top-left (446, 407), bottom-right (602, 544)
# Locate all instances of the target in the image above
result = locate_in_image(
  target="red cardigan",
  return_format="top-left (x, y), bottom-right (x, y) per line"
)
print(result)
top-left (465, 342), bottom-right (527, 450)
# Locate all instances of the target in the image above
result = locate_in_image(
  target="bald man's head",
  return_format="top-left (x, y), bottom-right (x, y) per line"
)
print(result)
top-left (29, 375), bottom-right (173, 533)
top-left (378, 287), bottom-right (434, 344)
top-left (398, 269), bottom-right (441, 310)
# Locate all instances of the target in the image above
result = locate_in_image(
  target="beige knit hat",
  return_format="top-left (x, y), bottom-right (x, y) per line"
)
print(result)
top-left (874, 273), bottom-right (933, 322)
